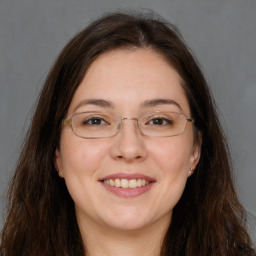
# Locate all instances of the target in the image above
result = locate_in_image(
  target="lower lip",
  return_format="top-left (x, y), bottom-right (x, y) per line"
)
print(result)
top-left (100, 182), bottom-right (155, 198)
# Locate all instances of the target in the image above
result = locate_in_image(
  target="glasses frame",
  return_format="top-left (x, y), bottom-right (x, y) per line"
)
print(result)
top-left (62, 111), bottom-right (195, 139)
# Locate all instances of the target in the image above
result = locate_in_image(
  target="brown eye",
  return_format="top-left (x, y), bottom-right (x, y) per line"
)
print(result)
top-left (147, 118), bottom-right (173, 126)
top-left (83, 117), bottom-right (108, 126)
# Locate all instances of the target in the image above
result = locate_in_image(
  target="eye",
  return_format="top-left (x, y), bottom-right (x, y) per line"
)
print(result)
top-left (147, 117), bottom-right (173, 126)
top-left (83, 117), bottom-right (109, 126)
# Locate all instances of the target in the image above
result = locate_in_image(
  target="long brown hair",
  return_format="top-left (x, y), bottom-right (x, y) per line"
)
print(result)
top-left (1, 11), bottom-right (255, 256)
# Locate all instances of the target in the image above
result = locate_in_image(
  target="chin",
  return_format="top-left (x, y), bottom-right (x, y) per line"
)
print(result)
top-left (100, 208), bottom-right (164, 232)
top-left (105, 218), bottom-right (152, 232)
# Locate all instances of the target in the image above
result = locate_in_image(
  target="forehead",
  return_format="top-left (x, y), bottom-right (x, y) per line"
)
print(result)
top-left (68, 48), bottom-right (190, 116)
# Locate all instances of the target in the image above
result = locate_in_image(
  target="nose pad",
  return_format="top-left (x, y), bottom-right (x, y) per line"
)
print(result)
top-left (119, 117), bottom-right (140, 134)
top-left (117, 122), bottom-right (122, 130)
top-left (117, 118), bottom-right (140, 138)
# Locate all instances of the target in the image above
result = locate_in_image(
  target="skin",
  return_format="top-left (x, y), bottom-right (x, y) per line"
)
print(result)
top-left (55, 48), bottom-right (201, 256)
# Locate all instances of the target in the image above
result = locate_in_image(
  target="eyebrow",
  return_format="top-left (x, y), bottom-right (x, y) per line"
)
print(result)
top-left (74, 99), bottom-right (114, 111)
top-left (140, 98), bottom-right (183, 111)
top-left (74, 98), bottom-right (183, 112)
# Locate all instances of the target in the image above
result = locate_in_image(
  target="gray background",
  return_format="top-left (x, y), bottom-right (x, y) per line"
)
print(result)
top-left (0, 0), bottom-right (255, 237)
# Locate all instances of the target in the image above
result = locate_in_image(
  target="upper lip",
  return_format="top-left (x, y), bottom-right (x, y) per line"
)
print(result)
top-left (99, 173), bottom-right (156, 182)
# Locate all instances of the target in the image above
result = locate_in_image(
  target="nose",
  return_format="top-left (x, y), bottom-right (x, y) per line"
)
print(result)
top-left (109, 118), bottom-right (147, 162)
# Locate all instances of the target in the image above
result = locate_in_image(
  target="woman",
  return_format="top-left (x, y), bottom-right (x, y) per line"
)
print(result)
top-left (1, 11), bottom-right (255, 256)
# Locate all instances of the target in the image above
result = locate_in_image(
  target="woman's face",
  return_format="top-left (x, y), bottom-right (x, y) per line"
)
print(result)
top-left (55, 49), bottom-right (201, 232)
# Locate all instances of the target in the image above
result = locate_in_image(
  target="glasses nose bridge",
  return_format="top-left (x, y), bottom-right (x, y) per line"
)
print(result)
top-left (122, 117), bottom-right (138, 121)
top-left (117, 116), bottom-right (140, 132)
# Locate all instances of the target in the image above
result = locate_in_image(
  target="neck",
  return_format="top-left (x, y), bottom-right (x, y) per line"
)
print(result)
top-left (78, 216), bottom-right (170, 256)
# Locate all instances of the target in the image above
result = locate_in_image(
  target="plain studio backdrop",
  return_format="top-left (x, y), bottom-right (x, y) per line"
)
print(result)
top-left (0, 0), bottom-right (255, 239)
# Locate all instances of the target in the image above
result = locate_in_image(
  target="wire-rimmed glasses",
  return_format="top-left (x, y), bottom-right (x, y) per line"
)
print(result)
top-left (62, 111), bottom-right (194, 139)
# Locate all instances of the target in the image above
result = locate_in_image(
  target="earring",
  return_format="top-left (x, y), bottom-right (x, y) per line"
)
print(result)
top-left (56, 168), bottom-right (59, 173)
top-left (189, 167), bottom-right (194, 175)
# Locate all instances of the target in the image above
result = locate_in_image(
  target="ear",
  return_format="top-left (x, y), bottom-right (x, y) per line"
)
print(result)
top-left (54, 148), bottom-right (64, 178)
top-left (188, 132), bottom-right (202, 177)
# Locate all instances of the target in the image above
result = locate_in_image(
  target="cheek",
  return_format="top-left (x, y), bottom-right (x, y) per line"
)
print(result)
top-left (59, 136), bottom-right (109, 178)
top-left (150, 137), bottom-right (193, 175)
top-left (58, 137), bottom-right (109, 204)
top-left (139, 139), bottom-right (192, 219)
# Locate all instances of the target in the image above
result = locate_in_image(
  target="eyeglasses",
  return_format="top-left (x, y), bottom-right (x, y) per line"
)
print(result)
top-left (62, 111), bottom-right (194, 139)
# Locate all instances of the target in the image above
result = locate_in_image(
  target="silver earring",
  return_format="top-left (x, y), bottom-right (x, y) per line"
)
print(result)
top-left (190, 167), bottom-right (193, 172)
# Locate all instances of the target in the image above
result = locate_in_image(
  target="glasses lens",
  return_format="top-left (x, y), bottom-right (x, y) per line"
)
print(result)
top-left (72, 112), bottom-right (119, 138)
top-left (139, 112), bottom-right (188, 137)
top-left (67, 111), bottom-right (191, 139)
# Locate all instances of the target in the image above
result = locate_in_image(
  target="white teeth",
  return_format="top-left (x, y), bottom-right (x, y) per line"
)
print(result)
top-left (103, 178), bottom-right (150, 188)
top-left (121, 179), bottom-right (128, 188)
top-left (129, 179), bottom-right (137, 188)
top-left (114, 178), bottom-right (121, 187)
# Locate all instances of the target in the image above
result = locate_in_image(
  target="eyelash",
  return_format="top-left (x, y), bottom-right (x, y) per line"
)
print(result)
top-left (146, 117), bottom-right (173, 126)
top-left (83, 117), bottom-right (109, 125)
top-left (82, 116), bottom-right (173, 126)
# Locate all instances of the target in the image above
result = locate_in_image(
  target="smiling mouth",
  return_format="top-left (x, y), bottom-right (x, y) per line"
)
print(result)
top-left (102, 178), bottom-right (152, 189)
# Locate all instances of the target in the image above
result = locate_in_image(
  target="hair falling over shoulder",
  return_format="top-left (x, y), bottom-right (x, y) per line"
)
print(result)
top-left (1, 11), bottom-right (255, 256)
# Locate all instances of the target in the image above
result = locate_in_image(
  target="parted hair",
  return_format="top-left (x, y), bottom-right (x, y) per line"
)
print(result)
top-left (1, 11), bottom-right (255, 256)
